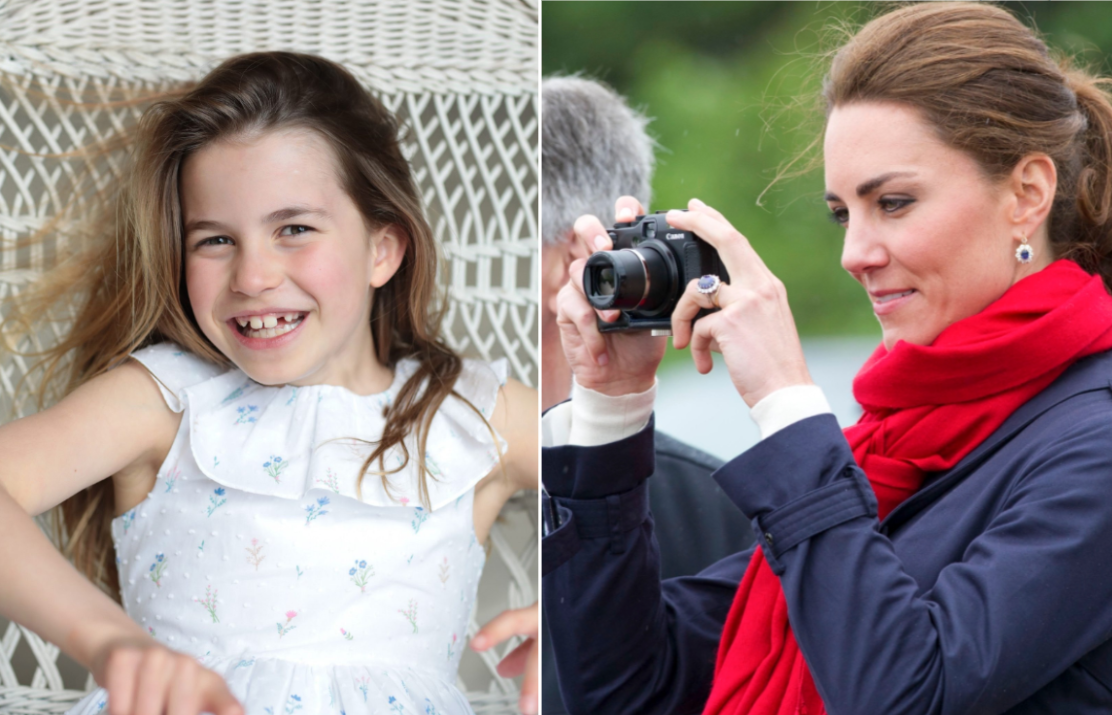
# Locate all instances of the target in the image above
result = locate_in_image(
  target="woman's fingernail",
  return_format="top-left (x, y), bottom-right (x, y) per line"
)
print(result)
top-left (597, 352), bottom-right (609, 367)
top-left (471, 636), bottom-right (487, 649)
top-left (594, 235), bottom-right (608, 250)
top-left (618, 207), bottom-right (635, 221)
top-left (521, 694), bottom-right (538, 715)
top-left (691, 198), bottom-right (706, 209)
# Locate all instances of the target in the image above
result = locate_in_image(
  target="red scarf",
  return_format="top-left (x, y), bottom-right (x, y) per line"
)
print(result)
top-left (702, 260), bottom-right (1112, 715)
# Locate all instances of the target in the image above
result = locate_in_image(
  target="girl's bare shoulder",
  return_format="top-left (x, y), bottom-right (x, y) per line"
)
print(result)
top-left (0, 358), bottom-right (181, 517)
top-left (485, 376), bottom-right (539, 493)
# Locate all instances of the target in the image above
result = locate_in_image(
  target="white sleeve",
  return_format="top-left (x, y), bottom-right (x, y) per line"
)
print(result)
top-left (540, 379), bottom-right (833, 448)
top-left (541, 379), bottom-right (657, 448)
top-left (750, 384), bottom-right (834, 439)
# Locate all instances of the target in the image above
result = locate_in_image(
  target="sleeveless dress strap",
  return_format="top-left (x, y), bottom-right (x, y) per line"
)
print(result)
top-left (129, 341), bottom-right (228, 413)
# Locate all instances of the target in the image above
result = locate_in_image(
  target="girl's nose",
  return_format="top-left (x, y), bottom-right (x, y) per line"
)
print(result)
top-left (840, 222), bottom-right (890, 278)
top-left (230, 247), bottom-right (284, 296)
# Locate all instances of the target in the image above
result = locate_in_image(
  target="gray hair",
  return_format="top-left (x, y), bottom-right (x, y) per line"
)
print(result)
top-left (542, 75), bottom-right (655, 245)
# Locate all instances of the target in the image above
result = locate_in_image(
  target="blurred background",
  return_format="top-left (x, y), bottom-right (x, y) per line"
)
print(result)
top-left (543, 1), bottom-right (1112, 460)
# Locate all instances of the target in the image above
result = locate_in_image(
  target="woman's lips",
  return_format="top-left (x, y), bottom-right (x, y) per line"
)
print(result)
top-left (872, 289), bottom-right (916, 316)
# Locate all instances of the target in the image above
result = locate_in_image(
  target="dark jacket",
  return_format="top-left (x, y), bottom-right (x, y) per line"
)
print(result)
top-left (542, 431), bottom-right (754, 715)
top-left (542, 350), bottom-right (1112, 715)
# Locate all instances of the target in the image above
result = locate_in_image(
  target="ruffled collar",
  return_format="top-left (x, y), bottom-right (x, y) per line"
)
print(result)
top-left (166, 355), bottom-right (507, 511)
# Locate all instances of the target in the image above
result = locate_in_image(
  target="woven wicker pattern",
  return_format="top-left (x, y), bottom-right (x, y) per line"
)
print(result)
top-left (0, 0), bottom-right (537, 712)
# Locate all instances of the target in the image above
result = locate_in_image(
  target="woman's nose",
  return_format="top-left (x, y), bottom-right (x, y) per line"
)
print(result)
top-left (230, 245), bottom-right (284, 296)
top-left (840, 222), bottom-right (890, 277)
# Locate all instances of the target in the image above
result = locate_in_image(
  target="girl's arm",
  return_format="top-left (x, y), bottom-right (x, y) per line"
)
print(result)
top-left (0, 359), bottom-right (241, 715)
top-left (472, 377), bottom-right (539, 714)
top-left (0, 359), bottom-right (176, 658)
top-left (490, 377), bottom-right (539, 493)
top-left (1, 359), bottom-right (177, 518)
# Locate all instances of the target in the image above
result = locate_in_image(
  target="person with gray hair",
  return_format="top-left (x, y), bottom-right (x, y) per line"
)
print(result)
top-left (541, 75), bottom-right (654, 408)
top-left (540, 75), bottom-right (755, 715)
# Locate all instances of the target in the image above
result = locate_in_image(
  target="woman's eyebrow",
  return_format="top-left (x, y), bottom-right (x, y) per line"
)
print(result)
top-left (183, 205), bottom-right (331, 234)
top-left (824, 171), bottom-right (918, 202)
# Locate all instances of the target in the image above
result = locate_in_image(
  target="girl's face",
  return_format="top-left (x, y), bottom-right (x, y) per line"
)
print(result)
top-left (181, 128), bottom-right (405, 390)
top-left (823, 101), bottom-right (1052, 350)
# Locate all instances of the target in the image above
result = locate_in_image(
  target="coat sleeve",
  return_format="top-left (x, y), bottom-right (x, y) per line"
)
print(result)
top-left (542, 415), bottom-right (755, 715)
top-left (717, 406), bottom-right (1112, 715)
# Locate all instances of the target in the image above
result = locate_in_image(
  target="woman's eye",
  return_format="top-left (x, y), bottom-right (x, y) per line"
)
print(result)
top-left (828, 198), bottom-right (913, 226)
top-left (879, 197), bottom-right (914, 213)
top-left (280, 225), bottom-right (313, 237)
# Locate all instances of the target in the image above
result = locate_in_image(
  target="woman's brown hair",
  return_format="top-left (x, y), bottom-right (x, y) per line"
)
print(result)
top-left (5, 52), bottom-right (474, 600)
top-left (822, 2), bottom-right (1112, 291)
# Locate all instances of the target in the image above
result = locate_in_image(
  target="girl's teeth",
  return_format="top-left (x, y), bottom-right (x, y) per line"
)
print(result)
top-left (239, 313), bottom-right (304, 339)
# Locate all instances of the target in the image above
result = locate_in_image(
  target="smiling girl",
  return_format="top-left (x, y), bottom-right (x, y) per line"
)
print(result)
top-left (0, 52), bottom-right (537, 715)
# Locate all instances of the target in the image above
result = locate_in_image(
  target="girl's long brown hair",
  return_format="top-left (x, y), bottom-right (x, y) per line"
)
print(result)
top-left (5, 52), bottom-right (475, 601)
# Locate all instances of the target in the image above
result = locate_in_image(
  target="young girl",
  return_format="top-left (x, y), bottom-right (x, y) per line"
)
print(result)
top-left (0, 52), bottom-right (538, 715)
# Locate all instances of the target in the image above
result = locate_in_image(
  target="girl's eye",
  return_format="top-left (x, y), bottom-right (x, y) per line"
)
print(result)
top-left (828, 207), bottom-right (849, 226)
top-left (280, 225), bottom-right (313, 237)
top-left (197, 236), bottom-right (232, 247)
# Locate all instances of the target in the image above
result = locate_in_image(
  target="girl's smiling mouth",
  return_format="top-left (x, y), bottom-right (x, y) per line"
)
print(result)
top-left (227, 311), bottom-right (308, 348)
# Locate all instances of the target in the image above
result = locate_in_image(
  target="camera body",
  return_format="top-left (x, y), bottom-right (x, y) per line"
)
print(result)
top-left (583, 211), bottom-right (729, 333)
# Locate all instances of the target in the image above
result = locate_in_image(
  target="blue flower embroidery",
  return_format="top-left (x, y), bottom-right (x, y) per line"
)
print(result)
top-left (234, 404), bottom-right (259, 425)
top-left (263, 455), bottom-right (288, 483)
top-left (303, 496), bottom-right (330, 526)
top-left (412, 507), bottom-right (429, 533)
top-left (206, 488), bottom-right (227, 517)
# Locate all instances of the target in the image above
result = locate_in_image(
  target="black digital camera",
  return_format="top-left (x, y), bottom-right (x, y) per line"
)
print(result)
top-left (583, 211), bottom-right (729, 334)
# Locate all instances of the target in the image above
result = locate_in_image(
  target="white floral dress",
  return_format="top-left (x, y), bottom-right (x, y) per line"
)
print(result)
top-left (65, 342), bottom-right (507, 715)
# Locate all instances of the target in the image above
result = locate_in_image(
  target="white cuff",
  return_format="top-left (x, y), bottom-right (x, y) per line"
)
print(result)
top-left (750, 384), bottom-right (833, 440)
top-left (540, 379), bottom-right (657, 448)
top-left (541, 401), bottom-right (572, 448)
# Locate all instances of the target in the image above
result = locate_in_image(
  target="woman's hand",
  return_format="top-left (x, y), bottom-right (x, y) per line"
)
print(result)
top-left (91, 637), bottom-right (243, 715)
top-left (471, 602), bottom-right (538, 715)
top-left (556, 197), bottom-right (667, 397)
top-left (667, 199), bottom-right (813, 407)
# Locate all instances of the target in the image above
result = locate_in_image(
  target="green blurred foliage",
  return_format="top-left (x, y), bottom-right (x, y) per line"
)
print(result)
top-left (542, 1), bottom-right (1112, 367)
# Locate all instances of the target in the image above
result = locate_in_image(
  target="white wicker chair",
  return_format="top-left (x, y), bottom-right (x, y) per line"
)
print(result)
top-left (0, 1), bottom-right (538, 713)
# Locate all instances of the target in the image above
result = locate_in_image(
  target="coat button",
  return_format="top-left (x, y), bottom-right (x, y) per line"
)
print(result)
top-left (764, 532), bottom-right (774, 545)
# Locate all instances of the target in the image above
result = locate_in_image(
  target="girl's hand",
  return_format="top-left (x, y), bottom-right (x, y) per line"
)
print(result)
top-left (470, 602), bottom-right (538, 715)
top-left (667, 199), bottom-right (814, 407)
top-left (91, 637), bottom-right (243, 715)
top-left (556, 197), bottom-right (667, 397)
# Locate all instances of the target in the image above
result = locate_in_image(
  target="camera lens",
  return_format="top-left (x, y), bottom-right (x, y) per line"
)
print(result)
top-left (595, 267), bottom-right (617, 296)
top-left (584, 245), bottom-right (675, 312)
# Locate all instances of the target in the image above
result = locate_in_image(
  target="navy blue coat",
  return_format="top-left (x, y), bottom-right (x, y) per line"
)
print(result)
top-left (543, 432), bottom-right (754, 715)
top-left (542, 350), bottom-right (1112, 715)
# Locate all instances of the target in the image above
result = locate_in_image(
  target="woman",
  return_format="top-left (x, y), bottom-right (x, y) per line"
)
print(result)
top-left (542, 3), bottom-right (1112, 714)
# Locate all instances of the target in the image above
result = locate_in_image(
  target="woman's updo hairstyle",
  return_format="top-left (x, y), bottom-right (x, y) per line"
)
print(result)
top-left (823, 2), bottom-right (1112, 291)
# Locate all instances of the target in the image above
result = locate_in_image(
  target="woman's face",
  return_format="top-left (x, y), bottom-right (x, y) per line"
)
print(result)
top-left (824, 101), bottom-right (1047, 350)
top-left (181, 127), bottom-right (402, 390)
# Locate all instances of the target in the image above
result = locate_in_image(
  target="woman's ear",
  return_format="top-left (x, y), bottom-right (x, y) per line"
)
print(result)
top-left (1008, 153), bottom-right (1057, 237)
top-left (368, 224), bottom-right (408, 288)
